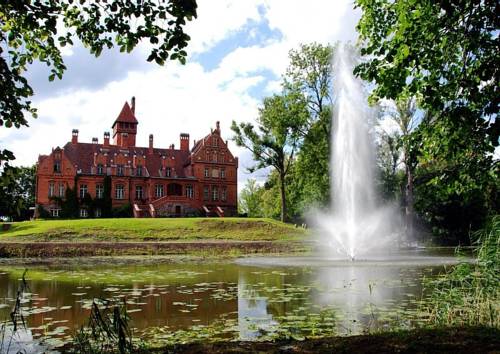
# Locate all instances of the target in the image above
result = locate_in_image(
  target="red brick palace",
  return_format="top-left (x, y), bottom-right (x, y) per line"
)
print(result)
top-left (35, 97), bottom-right (238, 218)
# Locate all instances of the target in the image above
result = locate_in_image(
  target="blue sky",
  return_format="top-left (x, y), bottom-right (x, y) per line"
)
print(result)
top-left (0, 0), bottom-right (360, 187)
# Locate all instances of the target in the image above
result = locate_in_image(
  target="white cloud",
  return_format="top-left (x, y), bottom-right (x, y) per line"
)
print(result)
top-left (2, 0), bottom-right (362, 190)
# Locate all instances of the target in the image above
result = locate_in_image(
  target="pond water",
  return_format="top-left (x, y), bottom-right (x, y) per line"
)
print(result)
top-left (0, 250), bottom-right (464, 349)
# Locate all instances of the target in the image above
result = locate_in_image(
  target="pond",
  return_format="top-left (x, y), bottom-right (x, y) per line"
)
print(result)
top-left (0, 250), bottom-right (465, 350)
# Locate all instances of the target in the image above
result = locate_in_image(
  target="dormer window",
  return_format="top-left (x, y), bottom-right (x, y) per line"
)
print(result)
top-left (213, 138), bottom-right (218, 147)
top-left (117, 165), bottom-right (124, 176)
top-left (165, 167), bottom-right (171, 177)
top-left (136, 165), bottom-right (143, 176)
top-left (97, 164), bottom-right (104, 175)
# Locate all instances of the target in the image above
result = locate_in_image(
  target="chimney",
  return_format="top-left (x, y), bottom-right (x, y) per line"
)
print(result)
top-left (169, 144), bottom-right (174, 150)
top-left (180, 133), bottom-right (190, 151)
top-left (216, 121), bottom-right (220, 133)
top-left (131, 96), bottom-right (136, 114)
top-left (71, 129), bottom-right (79, 144)
top-left (92, 137), bottom-right (98, 144)
top-left (104, 132), bottom-right (110, 146)
top-left (149, 134), bottom-right (154, 154)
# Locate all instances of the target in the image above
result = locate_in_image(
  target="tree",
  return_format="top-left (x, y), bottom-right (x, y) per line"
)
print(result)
top-left (231, 92), bottom-right (308, 222)
top-left (379, 95), bottom-right (420, 240)
top-left (0, 0), bottom-right (197, 164)
top-left (283, 43), bottom-right (334, 209)
top-left (238, 179), bottom-right (264, 217)
top-left (0, 165), bottom-right (36, 220)
top-left (355, 0), bottom-right (499, 242)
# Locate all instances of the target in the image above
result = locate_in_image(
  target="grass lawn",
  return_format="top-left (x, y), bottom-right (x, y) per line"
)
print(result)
top-left (0, 218), bottom-right (308, 242)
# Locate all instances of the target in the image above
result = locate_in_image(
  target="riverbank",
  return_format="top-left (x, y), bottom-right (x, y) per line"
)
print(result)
top-left (0, 218), bottom-right (309, 257)
top-left (92, 327), bottom-right (500, 353)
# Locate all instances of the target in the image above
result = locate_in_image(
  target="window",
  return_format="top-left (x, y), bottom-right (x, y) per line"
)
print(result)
top-left (95, 208), bottom-right (102, 218)
top-left (221, 168), bottom-right (226, 179)
top-left (206, 151), bottom-right (210, 161)
top-left (213, 137), bottom-right (218, 147)
top-left (50, 209), bottom-right (60, 217)
top-left (221, 187), bottom-right (227, 201)
top-left (96, 184), bottom-right (104, 199)
top-left (135, 185), bottom-right (143, 200)
top-left (203, 186), bottom-right (209, 201)
top-left (204, 167), bottom-right (209, 178)
top-left (212, 186), bottom-right (219, 201)
top-left (165, 167), bottom-right (171, 177)
top-left (220, 154), bottom-right (225, 163)
top-left (212, 168), bottom-right (219, 178)
top-left (80, 209), bottom-right (88, 218)
top-left (97, 164), bottom-right (104, 175)
top-left (155, 184), bottom-right (164, 198)
top-left (48, 182), bottom-right (55, 197)
top-left (59, 183), bottom-right (65, 197)
top-left (186, 185), bottom-right (193, 199)
top-left (167, 183), bottom-right (182, 196)
top-left (115, 184), bottom-right (124, 199)
top-left (117, 165), bottom-right (124, 176)
top-left (212, 152), bottom-right (217, 162)
top-left (53, 161), bottom-right (61, 173)
top-left (79, 184), bottom-right (88, 199)
top-left (136, 165), bottom-right (143, 176)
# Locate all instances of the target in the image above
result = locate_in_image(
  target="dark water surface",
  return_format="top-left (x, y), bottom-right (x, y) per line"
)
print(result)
top-left (0, 251), bottom-right (463, 348)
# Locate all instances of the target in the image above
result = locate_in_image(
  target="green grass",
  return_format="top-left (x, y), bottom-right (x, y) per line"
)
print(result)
top-left (0, 218), bottom-right (308, 242)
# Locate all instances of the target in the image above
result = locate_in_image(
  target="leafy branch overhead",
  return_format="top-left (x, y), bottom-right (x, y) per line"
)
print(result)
top-left (0, 0), bottom-right (197, 140)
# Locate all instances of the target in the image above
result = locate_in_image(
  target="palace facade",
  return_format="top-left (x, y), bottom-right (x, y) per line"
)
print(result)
top-left (35, 97), bottom-right (238, 218)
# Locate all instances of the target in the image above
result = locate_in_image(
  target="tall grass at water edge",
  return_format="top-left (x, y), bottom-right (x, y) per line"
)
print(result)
top-left (421, 215), bottom-right (499, 327)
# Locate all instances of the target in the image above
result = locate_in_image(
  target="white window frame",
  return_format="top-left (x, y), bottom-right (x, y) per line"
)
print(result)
top-left (155, 184), bottom-right (164, 198)
top-left (115, 184), bottom-right (124, 199)
top-left (79, 184), bottom-right (88, 199)
top-left (48, 182), bottom-right (55, 197)
top-left (80, 208), bottom-right (88, 218)
top-left (50, 209), bottom-right (60, 217)
top-left (212, 186), bottom-right (218, 201)
top-left (96, 184), bottom-right (104, 199)
top-left (59, 183), bottom-right (65, 197)
top-left (186, 185), bottom-right (193, 199)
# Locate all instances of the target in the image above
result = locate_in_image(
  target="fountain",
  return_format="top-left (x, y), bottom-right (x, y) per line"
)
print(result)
top-left (312, 44), bottom-right (397, 260)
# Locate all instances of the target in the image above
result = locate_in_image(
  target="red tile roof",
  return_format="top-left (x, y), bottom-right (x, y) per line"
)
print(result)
top-left (63, 142), bottom-right (192, 178)
top-left (112, 101), bottom-right (138, 128)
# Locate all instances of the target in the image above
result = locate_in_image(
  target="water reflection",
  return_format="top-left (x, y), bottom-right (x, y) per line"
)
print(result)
top-left (0, 256), bottom-right (448, 348)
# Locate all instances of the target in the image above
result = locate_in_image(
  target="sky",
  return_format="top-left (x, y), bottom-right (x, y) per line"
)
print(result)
top-left (0, 0), bottom-right (360, 187)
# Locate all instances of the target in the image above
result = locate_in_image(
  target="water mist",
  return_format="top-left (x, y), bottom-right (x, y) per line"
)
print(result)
top-left (312, 45), bottom-right (396, 260)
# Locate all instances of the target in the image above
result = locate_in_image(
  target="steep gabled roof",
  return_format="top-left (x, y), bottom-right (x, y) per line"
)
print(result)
top-left (112, 101), bottom-right (138, 128)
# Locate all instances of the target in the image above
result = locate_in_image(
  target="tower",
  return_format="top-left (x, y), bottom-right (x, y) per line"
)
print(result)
top-left (112, 97), bottom-right (138, 147)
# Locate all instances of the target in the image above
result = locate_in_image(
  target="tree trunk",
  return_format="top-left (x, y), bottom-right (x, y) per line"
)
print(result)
top-left (405, 162), bottom-right (414, 243)
top-left (279, 172), bottom-right (287, 223)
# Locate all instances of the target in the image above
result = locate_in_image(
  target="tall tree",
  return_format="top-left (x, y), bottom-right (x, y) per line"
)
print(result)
top-left (283, 43), bottom-right (334, 209)
top-left (355, 0), bottom-right (499, 242)
top-left (0, 165), bottom-right (35, 220)
top-left (231, 92), bottom-right (308, 222)
top-left (380, 95), bottom-right (420, 240)
top-left (0, 0), bottom-right (197, 165)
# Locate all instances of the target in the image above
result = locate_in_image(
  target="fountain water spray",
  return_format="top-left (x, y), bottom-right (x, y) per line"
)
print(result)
top-left (312, 44), bottom-right (396, 259)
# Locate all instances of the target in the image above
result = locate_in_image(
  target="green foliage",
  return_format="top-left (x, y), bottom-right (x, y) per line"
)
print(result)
top-left (284, 43), bottom-right (334, 211)
top-left (0, 165), bottom-right (35, 220)
top-left (355, 0), bottom-right (499, 242)
top-left (232, 92), bottom-right (308, 222)
top-left (60, 186), bottom-right (80, 218)
top-left (112, 203), bottom-right (133, 218)
top-left (72, 300), bottom-right (135, 354)
top-left (238, 179), bottom-right (264, 217)
top-left (0, 0), bottom-right (197, 162)
top-left (422, 216), bottom-right (499, 327)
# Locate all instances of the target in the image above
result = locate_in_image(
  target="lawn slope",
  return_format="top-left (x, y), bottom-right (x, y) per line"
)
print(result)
top-left (0, 218), bottom-right (307, 242)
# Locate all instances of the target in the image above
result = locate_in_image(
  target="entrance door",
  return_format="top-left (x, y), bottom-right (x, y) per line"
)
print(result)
top-left (175, 205), bottom-right (181, 216)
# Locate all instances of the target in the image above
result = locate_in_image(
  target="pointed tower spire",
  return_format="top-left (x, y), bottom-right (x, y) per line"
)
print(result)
top-left (112, 99), bottom-right (138, 147)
